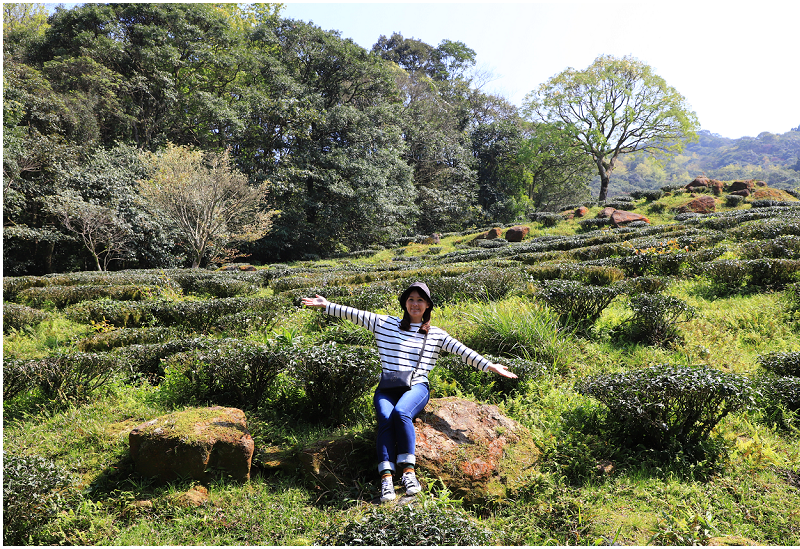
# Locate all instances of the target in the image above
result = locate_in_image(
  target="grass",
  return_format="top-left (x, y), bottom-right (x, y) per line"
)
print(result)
top-left (5, 188), bottom-right (800, 545)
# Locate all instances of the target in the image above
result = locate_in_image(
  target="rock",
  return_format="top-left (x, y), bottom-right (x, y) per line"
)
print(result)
top-left (686, 177), bottom-right (711, 190)
top-left (414, 397), bottom-right (539, 504)
top-left (173, 485), bottom-right (209, 508)
top-left (730, 189), bottom-right (751, 197)
top-left (238, 265), bottom-right (256, 271)
top-left (129, 406), bottom-right (254, 484)
top-left (676, 195), bottom-right (716, 214)
top-left (505, 225), bottom-right (530, 242)
top-left (423, 233), bottom-right (442, 245)
top-left (707, 535), bottom-right (760, 546)
top-left (610, 210), bottom-right (650, 227)
top-left (294, 398), bottom-right (539, 504)
top-left (485, 227), bottom-right (502, 240)
top-left (574, 206), bottom-right (589, 218)
top-left (729, 180), bottom-right (756, 192)
top-left (597, 206), bottom-right (616, 219)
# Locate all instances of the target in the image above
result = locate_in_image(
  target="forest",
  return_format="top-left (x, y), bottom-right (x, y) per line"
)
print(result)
top-left (6, 3), bottom-right (798, 276)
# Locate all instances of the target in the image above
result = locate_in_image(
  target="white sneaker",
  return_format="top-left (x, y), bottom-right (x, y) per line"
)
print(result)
top-left (380, 476), bottom-right (396, 502)
top-left (401, 470), bottom-right (422, 496)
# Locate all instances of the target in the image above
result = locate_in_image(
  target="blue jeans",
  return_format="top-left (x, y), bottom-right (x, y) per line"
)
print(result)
top-left (373, 383), bottom-right (430, 473)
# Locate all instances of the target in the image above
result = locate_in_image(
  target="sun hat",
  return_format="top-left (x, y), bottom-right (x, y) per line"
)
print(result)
top-left (398, 282), bottom-right (434, 311)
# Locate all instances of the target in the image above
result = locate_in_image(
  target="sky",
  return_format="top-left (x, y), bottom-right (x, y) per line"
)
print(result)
top-left (280, 1), bottom-right (800, 139)
top-left (43, 2), bottom-right (799, 139)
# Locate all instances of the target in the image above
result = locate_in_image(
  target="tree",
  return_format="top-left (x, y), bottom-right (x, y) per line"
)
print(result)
top-left (48, 191), bottom-right (133, 271)
top-left (523, 55), bottom-right (699, 201)
top-left (140, 144), bottom-right (273, 268)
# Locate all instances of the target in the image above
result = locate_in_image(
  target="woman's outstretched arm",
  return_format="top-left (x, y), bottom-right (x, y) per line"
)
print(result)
top-left (487, 363), bottom-right (518, 378)
top-left (301, 294), bottom-right (329, 308)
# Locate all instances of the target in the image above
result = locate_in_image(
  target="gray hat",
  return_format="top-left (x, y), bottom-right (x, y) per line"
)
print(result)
top-left (399, 282), bottom-right (434, 311)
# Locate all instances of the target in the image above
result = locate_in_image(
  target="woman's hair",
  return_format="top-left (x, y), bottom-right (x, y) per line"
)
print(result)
top-left (399, 289), bottom-right (432, 334)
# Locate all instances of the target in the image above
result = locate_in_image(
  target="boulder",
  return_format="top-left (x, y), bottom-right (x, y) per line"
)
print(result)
top-left (293, 398), bottom-right (539, 504)
top-left (505, 225), bottom-right (530, 242)
top-left (686, 177), bottom-right (711, 190)
top-left (597, 206), bottom-right (616, 219)
top-left (610, 210), bottom-right (650, 227)
top-left (129, 406), bottom-right (254, 484)
top-left (485, 227), bottom-right (502, 240)
top-left (729, 180), bottom-right (756, 192)
top-left (574, 206), bottom-right (589, 218)
top-left (730, 189), bottom-right (751, 197)
top-left (414, 397), bottom-right (538, 504)
top-left (676, 195), bottom-right (716, 214)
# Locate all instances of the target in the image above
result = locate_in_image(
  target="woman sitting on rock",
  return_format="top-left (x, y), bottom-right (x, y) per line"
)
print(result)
top-left (302, 282), bottom-right (517, 502)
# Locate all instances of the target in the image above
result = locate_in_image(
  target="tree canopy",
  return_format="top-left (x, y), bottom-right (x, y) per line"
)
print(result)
top-left (523, 55), bottom-right (700, 201)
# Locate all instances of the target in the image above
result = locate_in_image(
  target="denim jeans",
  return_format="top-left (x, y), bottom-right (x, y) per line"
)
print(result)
top-left (373, 383), bottom-right (430, 473)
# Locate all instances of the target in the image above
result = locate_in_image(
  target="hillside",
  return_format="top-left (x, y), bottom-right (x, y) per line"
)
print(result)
top-left (4, 183), bottom-right (800, 545)
top-left (593, 128), bottom-right (800, 198)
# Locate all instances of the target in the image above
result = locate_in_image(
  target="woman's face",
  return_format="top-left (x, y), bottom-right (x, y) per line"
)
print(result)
top-left (405, 290), bottom-right (431, 324)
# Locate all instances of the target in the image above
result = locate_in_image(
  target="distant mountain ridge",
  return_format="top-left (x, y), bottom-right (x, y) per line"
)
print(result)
top-left (591, 127), bottom-right (800, 198)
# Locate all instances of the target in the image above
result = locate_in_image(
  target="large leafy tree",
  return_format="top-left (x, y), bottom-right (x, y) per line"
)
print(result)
top-left (523, 55), bottom-right (699, 201)
top-left (140, 144), bottom-right (273, 268)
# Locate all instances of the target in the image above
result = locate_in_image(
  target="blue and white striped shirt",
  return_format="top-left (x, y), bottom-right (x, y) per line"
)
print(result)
top-left (325, 302), bottom-right (492, 386)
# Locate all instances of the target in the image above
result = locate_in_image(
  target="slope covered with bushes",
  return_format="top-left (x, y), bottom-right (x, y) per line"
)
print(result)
top-left (4, 184), bottom-right (800, 545)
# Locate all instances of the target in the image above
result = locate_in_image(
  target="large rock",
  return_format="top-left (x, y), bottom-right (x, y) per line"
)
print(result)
top-left (597, 206), bottom-right (616, 219)
top-left (129, 406), bottom-right (254, 484)
top-left (610, 210), bottom-right (650, 227)
top-left (414, 397), bottom-right (538, 504)
top-left (676, 195), bottom-right (716, 214)
top-left (485, 227), bottom-right (502, 240)
top-left (505, 225), bottom-right (530, 242)
top-left (728, 180), bottom-right (756, 192)
top-left (292, 398), bottom-right (539, 504)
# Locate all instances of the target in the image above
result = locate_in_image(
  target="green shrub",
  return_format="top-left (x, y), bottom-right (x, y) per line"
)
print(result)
top-left (3, 358), bottom-right (41, 399)
top-left (3, 452), bottom-right (74, 546)
top-left (292, 343), bottom-right (380, 424)
top-left (77, 326), bottom-right (179, 352)
top-left (434, 353), bottom-right (545, 400)
top-left (725, 194), bottom-right (746, 207)
top-left (530, 212), bottom-right (563, 227)
top-left (747, 259), bottom-right (800, 289)
top-left (537, 279), bottom-right (620, 331)
top-left (576, 218), bottom-right (610, 232)
top-left (702, 260), bottom-right (751, 293)
top-left (3, 303), bottom-right (49, 333)
top-left (17, 284), bottom-right (158, 309)
top-left (617, 276), bottom-right (669, 295)
top-left (168, 272), bottom-right (260, 297)
top-left (757, 376), bottom-right (800, 412)
top-left (740, 235), bottom-right (800, 259)
top-left (113, 336), bottom-right (218, 381)
top-left (159, 339), bottom-right (290, 409)
top-left (630, 189), bottom-right (664, 201)
top-left (37, 352), bottom-right (127, 404)
top-left (317, 496), bottom-right (492, 546)
top-left (3, 275), bottom-right (47, 302)
top-left (576, 364), bottom-right (756, 448)
top-left (619, 293), bottom-right (696, 346)
top-left (423, 269), bottom-right (521, 304)
top-left (757, 352), bottom-right (800, 377)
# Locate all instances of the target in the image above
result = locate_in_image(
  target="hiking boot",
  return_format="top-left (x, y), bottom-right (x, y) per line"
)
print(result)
top-left (380, 476), bottom-right (396, 502)
top-left (401, 470), bottom-right (422, 496)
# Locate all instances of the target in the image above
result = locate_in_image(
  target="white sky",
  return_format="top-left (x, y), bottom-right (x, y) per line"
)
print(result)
top-left (43, 2), bottom-right (800, 139)
top-left (281, 1), bottom-right (800, 139)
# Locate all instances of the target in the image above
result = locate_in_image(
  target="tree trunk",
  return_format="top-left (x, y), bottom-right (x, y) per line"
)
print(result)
top-left (595, 156), bottom-right (614, 202)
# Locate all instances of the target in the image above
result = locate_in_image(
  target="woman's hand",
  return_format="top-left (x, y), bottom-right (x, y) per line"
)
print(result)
top-left (301, 294), bottom-right (329, 308)
top-left (487, 363), bottom-right (518, 379)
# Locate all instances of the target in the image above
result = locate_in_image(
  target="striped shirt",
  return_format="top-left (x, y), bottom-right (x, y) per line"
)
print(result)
top-left (325, 302), bottom-right (492, 386)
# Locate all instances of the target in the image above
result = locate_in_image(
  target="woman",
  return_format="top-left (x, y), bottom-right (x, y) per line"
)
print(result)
top-left (302, 282), bottom-right (516, 502)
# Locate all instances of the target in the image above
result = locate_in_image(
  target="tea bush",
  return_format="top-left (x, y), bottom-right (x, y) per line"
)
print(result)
top-left (17, 284), bottom-right (158, 309)
top-left (113, 336), bottom-right (218, 380)
top-left (159, 339), bottom-right (291, 408)
top-left (3, 358), bottom-right (41, 399)
top-left (576, 364), bottom-right (756, 448)
top-left (3, 303), bottom-right (49, 333)
top-left (529, 212), bottom-right (564, 227)
top-left (292, 343), bottom-right (381, 424)
top-left (317, 497), bottom-right (492, 546)
top-left (3, 452), bottom-right (74, 546)
top-left (577, 218), bottom-right (610, 232)
top-left (725, 194), bottom-right (746, 207)
top-left (434, 353), bottom-right (545, 400)
top-left (740, 235), bottom-right (800, 259)
top-left (617, 275), bottom-right (670, 295)
top-left (757, 352), bottom-right (800, 377)
top-left (423, 268), bottom-right (521, 304)
top-left (537, 279), bottom-right (620, 331)
top-left (747, 259), bottom-right (800, 289)
top-left (630, 189), bottom-right (664, 201)
top-left (77, 326), bottom-right (180, 352)
top-left (36, 351), bottom-right (127, 404)
top-left (3, 275), bottom-right (47, 302)
top-left (757, 376), bottom-right (800, 412)
top-left (619, 293), bottom-right (696, 346)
